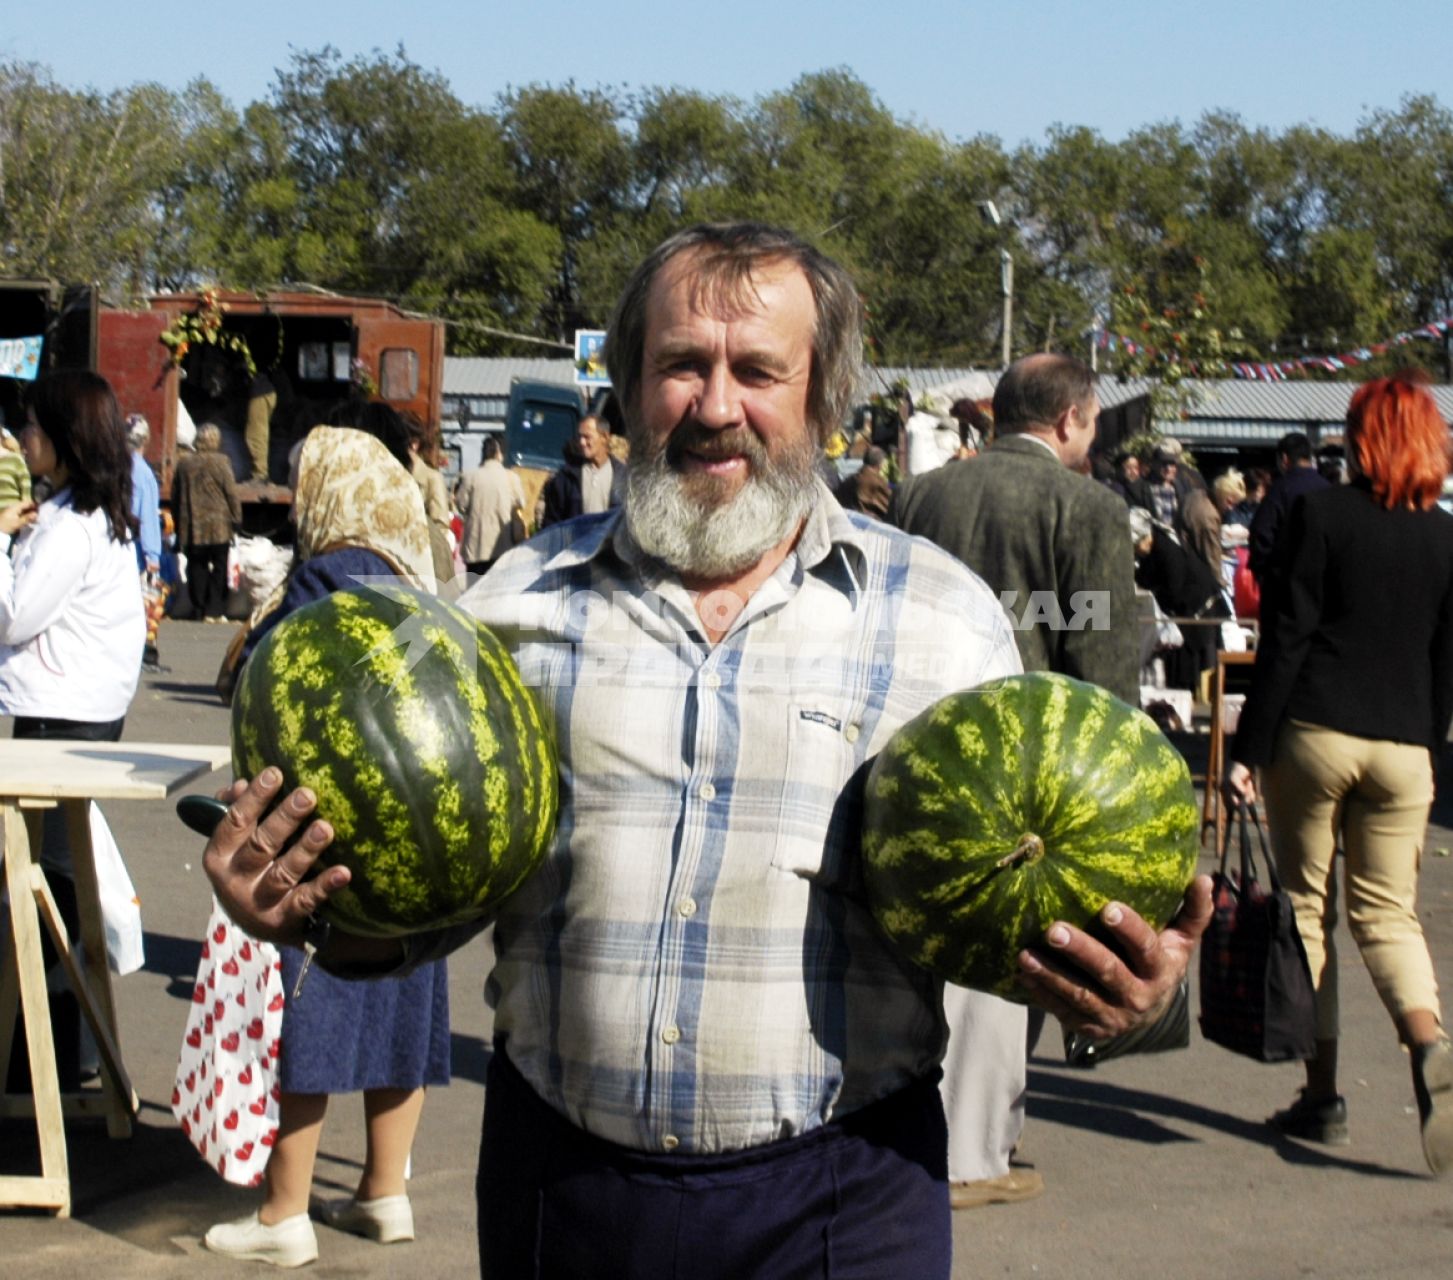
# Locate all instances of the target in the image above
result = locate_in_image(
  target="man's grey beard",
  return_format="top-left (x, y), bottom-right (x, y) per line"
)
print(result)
top-left (623, 426), bottom-right (820, 578)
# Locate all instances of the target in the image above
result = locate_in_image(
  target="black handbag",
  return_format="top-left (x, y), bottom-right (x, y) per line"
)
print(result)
top-left (1198, 798), bottom-right (1317, 1062)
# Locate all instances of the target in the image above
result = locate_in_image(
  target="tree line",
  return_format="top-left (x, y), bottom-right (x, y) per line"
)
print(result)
top-left (3, 47), bottom-right (1451, 377)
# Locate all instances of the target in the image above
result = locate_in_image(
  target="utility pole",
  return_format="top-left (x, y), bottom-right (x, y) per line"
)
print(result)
top-left (1000, 248), bottom-right (1014, 370)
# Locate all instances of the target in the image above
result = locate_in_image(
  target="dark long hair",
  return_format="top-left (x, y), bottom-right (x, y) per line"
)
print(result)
top-left (27, 371), bottom-right (135, 543)
top-left (324, 398), bottom-right (412, 472)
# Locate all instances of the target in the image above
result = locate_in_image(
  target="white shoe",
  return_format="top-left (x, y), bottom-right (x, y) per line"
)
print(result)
top-left (204, 1211), bottom-right (318, 1267)
top-left (315, 1193), bottom-right (415, 1243)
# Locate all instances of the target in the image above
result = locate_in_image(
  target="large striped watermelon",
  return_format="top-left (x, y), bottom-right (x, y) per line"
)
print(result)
top-left (231, 584), bottom-right (557, 938)
top-left (862, 672), bottom-right (1197, 1000)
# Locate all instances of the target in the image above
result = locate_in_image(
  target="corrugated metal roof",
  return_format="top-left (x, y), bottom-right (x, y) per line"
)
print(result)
top-left (444, 357), bottom-right (578, 396)
top-left (1096, 376), bottom-right (1453, 424)
top-left (858, 366), bottom-right (992, 401)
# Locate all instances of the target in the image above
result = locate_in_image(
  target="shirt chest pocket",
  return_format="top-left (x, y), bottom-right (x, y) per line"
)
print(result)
top-left (767, 700), bottom-right (867, 890)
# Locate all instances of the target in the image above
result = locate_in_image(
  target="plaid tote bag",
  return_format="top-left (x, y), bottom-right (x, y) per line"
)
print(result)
top-left (1198, 798), bottom-right (1317, 1063)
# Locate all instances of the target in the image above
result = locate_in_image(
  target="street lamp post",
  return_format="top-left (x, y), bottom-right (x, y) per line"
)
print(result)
top-left (981, 200), bottom-right (1014, 369)
top-left (999, 247), bottom-right (1014, 370)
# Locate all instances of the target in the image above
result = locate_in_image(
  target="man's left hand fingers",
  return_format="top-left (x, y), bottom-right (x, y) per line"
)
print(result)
top-left (1015, 883), bottom-right (1209, 1034)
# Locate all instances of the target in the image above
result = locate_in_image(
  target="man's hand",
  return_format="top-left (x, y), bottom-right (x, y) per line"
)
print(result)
top-left (1016, 875), bottom-right (1214, 1039)
top-left (202, 767), bottom-right (348, 946)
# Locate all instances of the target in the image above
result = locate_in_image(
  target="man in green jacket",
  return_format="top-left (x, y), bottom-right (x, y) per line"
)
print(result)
top-left (890, 353), bottom-right (1139, 704)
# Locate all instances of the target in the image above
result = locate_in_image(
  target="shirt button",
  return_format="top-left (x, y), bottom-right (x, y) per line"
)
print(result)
top-left (663, 1134), bottom-right (680, 1151)
top-left (844, 723), bottom-right (861, 744)
top-left (703, 671), bottom-right (721, 689)
top-left (661, 1025), bottom-right (681, 1045)
top-left (678, 898), bottom-right (697, 918)
top-left (698, 782), bottom-right (716, 801)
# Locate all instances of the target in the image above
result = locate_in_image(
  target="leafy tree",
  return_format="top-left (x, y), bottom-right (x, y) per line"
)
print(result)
top-left (498, 83), bottom-right (633, 339)
top-left (0, 61), bottom-right (182, 289)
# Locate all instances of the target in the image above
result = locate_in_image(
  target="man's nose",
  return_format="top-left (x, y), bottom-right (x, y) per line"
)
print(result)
top-left (695, 363), bottom-right (742, 429)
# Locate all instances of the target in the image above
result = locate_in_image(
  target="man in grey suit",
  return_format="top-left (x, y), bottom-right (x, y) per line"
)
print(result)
top-left (889, 352), bottom-right (1140, 1210)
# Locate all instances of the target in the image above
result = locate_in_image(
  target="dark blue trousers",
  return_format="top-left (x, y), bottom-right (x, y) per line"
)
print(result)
top-left (476, 1048), bottom-right (951, 1279)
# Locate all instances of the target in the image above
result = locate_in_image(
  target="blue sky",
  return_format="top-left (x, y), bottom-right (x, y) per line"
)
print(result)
top-left (6, 0), bottom-right (1450, 146)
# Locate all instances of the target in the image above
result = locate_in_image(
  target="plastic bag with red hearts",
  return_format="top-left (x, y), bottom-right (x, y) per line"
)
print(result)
top-left (171, 897), bottom-right (285, 1186)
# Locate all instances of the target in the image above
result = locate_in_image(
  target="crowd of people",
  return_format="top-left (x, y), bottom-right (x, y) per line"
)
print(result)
top-left (2, 219), bottom-right (1449, 1276)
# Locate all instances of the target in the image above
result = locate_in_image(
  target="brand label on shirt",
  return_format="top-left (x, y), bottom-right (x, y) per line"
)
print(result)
top-left (798, 708), bottom-right (843, 732)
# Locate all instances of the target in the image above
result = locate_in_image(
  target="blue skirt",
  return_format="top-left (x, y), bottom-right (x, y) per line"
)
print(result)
top-left (277, 949), bottom-right (450, 1094)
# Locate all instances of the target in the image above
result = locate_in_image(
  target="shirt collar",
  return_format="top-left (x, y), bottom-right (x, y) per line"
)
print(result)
top-left (542, 475), bottom-right (868, 604)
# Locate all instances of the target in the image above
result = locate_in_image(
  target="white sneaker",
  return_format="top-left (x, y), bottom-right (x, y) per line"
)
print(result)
top-left (204, 1211), bottom-right (319, 1267)
top-left (315, 1193), bottom-right (415, 1243)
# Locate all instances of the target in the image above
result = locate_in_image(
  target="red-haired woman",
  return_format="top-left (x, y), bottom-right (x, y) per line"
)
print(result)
top-left (1227, 373), bottom-right (1453, 1174)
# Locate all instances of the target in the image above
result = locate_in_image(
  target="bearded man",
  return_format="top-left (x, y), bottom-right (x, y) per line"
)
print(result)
top-left (202, 222), bottom-right (1211, 1279)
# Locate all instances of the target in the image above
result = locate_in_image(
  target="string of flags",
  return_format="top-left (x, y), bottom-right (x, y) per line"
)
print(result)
top-left (1097, 315), bottom-right (1452, 381)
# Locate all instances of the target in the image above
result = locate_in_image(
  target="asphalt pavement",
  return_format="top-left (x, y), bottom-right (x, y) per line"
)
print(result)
top-left (4, 618), bottom-right (1452, 1278)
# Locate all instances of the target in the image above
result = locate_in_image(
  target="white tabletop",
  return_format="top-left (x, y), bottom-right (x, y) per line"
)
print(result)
top-left (0, 740), bottom-right (231, 801)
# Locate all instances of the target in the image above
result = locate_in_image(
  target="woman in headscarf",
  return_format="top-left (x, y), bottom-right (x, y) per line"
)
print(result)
top-left (204, 421), bottom-right (450, 1268)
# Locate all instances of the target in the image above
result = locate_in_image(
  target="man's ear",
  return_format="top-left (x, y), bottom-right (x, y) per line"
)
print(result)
top-left (1051, 402), bottom-right (1078, 440)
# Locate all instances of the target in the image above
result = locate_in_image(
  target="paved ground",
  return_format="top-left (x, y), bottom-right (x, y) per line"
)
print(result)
top-left (5, 617), bottom-right (1453, 1277)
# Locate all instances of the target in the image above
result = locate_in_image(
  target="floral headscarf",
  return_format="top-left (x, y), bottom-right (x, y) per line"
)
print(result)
top-left (253, 427), bottom-right (434, 623)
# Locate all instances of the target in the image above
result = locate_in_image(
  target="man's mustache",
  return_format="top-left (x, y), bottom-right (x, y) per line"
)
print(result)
top-left (662, 423), bottom-right (768, 468)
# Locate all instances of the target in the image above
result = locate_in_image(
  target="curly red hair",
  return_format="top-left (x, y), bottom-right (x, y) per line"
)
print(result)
top-left (1346, 373), bottom-right (1450, 511)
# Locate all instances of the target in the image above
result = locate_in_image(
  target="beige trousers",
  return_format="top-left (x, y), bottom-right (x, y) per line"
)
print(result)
top-left (1261, 720), bottom-right (1440, 1040)
top-left (245, 389), bottom-right (276, 481)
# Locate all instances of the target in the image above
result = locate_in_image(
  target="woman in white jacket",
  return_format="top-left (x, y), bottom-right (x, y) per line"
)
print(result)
top-left (0, 370), bottom-right (143, 1088)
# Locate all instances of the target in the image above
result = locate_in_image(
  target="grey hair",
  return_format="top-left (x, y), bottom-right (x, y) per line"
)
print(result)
top-left (196, 423), bottom-right (222, 453)
top-left (603, 222), bottom-right (863, 445)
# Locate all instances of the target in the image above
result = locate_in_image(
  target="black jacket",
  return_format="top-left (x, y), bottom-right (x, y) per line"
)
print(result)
top-left (1233, 482), bottom-right (1453, 766)
top-left (539, 458), bottom-right (627, 529)
top-left (1247, 464), bottom-right (1329, 582)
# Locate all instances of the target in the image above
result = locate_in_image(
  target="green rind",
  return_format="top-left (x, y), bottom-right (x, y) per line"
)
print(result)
top-left (862, 672), bottom-right (1198, 999)
top-left (231, 584), bottom-right (558, 937)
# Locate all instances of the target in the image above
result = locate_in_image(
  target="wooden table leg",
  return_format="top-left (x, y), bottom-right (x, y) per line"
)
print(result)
top-left (1203, 656), bottom-right (1226, 849)
top-left (0, 801), bottom-right (70, 1216)
top-left (61, 800), bottom-right (135, 1137)
top-left (0, 903), bottom-right (20, 1097)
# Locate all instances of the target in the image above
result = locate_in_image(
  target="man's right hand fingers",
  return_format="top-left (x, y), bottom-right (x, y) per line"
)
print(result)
top-left (246, 786), bottom-right (320, 861)
top-left (212, 772), bottom-right (315, 866)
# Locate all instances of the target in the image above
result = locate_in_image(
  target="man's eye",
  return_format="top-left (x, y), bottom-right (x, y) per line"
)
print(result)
top-left (737, 366), bottom-right (775, 385)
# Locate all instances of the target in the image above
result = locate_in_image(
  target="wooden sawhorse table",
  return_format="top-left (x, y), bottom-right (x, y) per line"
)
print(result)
top-left (0, 741), bottom-right (229, 1217)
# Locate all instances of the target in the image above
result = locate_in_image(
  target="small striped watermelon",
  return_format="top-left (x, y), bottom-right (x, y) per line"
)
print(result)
top-left (231, 584), bottom-right (557, 937)
top-left (862, 672), bottom-right (1197, 1000)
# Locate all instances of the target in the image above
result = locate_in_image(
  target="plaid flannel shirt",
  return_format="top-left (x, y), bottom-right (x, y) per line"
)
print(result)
top-left (452, 481), bottom-right (1020, 1154)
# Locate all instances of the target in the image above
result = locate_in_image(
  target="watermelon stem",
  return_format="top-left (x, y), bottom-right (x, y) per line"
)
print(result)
top-left (996, 833), bottom-right (1045, 870)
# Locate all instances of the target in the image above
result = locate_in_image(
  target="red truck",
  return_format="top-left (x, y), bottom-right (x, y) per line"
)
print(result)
top-left (1, 280), bottom-right (445, 532)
